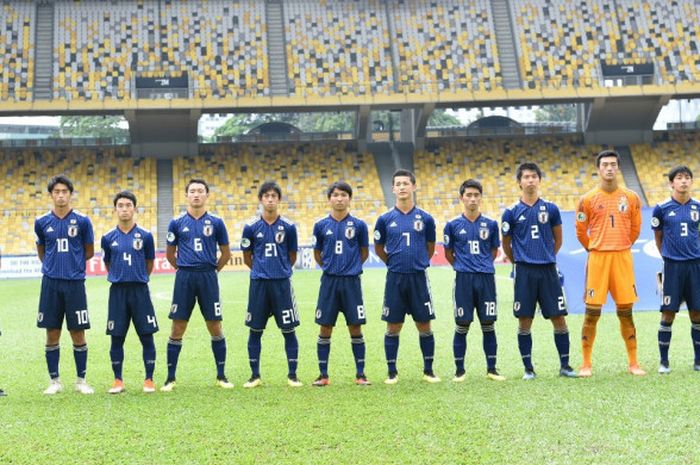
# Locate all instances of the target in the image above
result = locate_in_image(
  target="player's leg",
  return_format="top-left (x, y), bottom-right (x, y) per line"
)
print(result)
top-left (339, 275), bottom-right (369, 384)
top-left (539, 266), bottom-right (575, 377)
top-left (581, 252), bottom-right (610, 376)
top-left (38, 277), bottom-right (64, 394)
top-left (44, 329), bottom-right (62, 394)
top-left (65, 280), bottom-right (92, 394)
top-left (690, 311), bottom-right (700, 371)
top-left (313, 274), bottom-right (339, 385)
top-left (513, 264), bottom-right (537, 379)
top-left (452, 273), bottom-right (473, 381)
top-left (610, 251), bottom-right (644, 375)
top-left (162, 270), bottom-right (195, 391)
top-left (682, 260), bottom-right (700, 370)
top-left (410, 272), bottom-right (438, 382)
top-left (271, 279), bottom-right (302, 386)
top-left (313, 325), bottom-right (333, 386)
top-left (106, 284), bottom-right (129, 393)
top-left (517, 317), bottom-right (535, 379)
top-left (549, 316), bottom-right (576, 377)
top-left (68, 330), bottom-right (93, 394)
top-left (130, 284), bottom-right (158, 391)
top-left (348, 324), bottom-right (369, 384)
top-left (244, 280), bottom-right (269, 388)
top-left (198, 270), bottom-right (231, 387)
top-left (658, 311), bottom-right (676, 374)
top-left (382, 272), bottom-right (405, 384)
top-left (475, 273), bottom-right (502, 380)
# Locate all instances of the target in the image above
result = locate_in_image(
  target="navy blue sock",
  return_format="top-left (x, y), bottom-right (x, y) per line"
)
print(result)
top-left (166, 338), bottom-right (182, 381)
top-left (247, 330), bottom-right (262, 378)
top-left (453, 325), bottom-right (468, 374)
top-left (482, 323), bottom-right (498, 370)
top-left (45, 344), bottom-right (60, 380)
top-left (283, 330), bottom-right (299, 377)
top-left (350, 335), bottom-right (366, 377)
top-left (517, 329), bottom-right (534, 371)
top-left (211, 335), bottom-right (227, 379)
top-left (139, 334), bottom-right (156, 380)
top-left (73, 344), bottom-right (88, 379)
top-left (692, 322), bottom-right (700, 364)
top-left (109, 336), bottom-right (125, 380)
top-left (419, 330), bottom-right (435, 374)
top-left (658, 321), bottom-right (673, 364)
top-left (317, 336), bottom-right (331, 377)
top-left (554, 328), bottom-right (571, 368)
top-left (384, 332), bottom-right (400, 375)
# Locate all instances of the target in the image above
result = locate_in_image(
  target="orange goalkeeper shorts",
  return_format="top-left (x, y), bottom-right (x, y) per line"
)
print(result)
top-left (584, 250), bottom-right (638, 306)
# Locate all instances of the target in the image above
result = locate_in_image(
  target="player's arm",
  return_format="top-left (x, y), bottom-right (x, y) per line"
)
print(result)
top-left (575, 197), bottom-right (590, 250)
top-left (629, 194), bottom-right (642, 243)
top-left (359, 222), bottom-right (369, 264)
top-left (37, 244), bottom-right (45, 262)
top-left (35, 219), bottom-right (45, 262)
top-left (500, 211), bottom-right (515, 263)
top-left (443, 223), bottom-right (455, 266)
top-left (83, 218), bottom-right (95, 260)
top-left (216, 244), bottom-right (231, 272)
top-left (84, 243), bottom-right (94, 261)
top-left (651, 205), bottom-right (663, 254)
top-left (101, 236), bottom-right (110, 272)
top-left (166, 245), bottom-right (178, 269)
top-left (373, 217), bottom-right (388, 264)
top-left (144, 233), bottom-right (155, 275)
top-left (241, 224), bottom-right (254, 270)
top-left (552, 224), bottom-right (563, 255)
top-left (243, 250), bottom-right (253, 269)
top-left (287, 224), bottom-right (298, 266)
top-left (312, 223), bottom-right (323, 267)
top-left (426, 215), bottom-right (436, 260)
top-left (654, 230), bottom-right (663, 255)
top-left (501, 235), bottom-right (514, 263)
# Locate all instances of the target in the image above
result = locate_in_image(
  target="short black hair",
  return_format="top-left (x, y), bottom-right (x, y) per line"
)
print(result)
top-left (668, 165), bottom-right (693, 182)
top-left (47, 175), bottom-right (74, 193)
top-left (596, 149), bottom-right (619, 168)
top-left (392, 169), bottom-right (416, 185)
top-left (327, 181), bottom-right (353, 199)
top-left (516, 163), bottom-right (542, 182)
top-left (258, 181), bottom-right (282, 200)
top-left (459, 179), bottom-right (483, 196)
top-left (186, 178), bottom-right (209, 193)
top-left (113, 190), bottom-right (137, 207)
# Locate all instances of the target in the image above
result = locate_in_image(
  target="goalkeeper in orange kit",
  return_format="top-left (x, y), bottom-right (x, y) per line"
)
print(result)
top-left (575, 150), bottom-right (646, 377)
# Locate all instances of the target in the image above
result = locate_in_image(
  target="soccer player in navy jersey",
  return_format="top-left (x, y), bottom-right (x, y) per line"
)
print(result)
top-left (444, 179), bottom-right (505, 382)
top-left (374, 169), bottom-right (439, 384)
top-left (101, 191), bottom-right (158, 393)
top-left (311, 181), bottom-right (370, 386)
top-left (161, 179), bottom-right (233, 391)
top-left (241, 182), bottom-right (302, 388)
top-left (652, 165), bottom-right (700, 374)
top-left (501, 163), bottom-right (577, 380)
top-left (35, 175), bottom-right (95, 395)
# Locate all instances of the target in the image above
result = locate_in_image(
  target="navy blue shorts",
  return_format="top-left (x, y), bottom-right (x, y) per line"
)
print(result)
top-left (246, 278), bottom-right (300, 330)
top-left (382, 271), bottom-right (435, 323)
top-left (660, 259), bottom-right (700, 312)
top-left (169, 268), bottom-right (222, 321)
top-left (315, 274), bottom-right (366, 327)
top-left (453, 272), bottom-right (497, 324)
top-left (513, 263), bottom-right (567, 319)
top-left (37, 276), bottom-right (90, 330)
top-left (107, 283), bottom-right (159, 337)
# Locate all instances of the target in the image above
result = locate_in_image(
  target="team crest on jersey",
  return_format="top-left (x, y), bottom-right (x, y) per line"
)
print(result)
top-left (345, 226), bottom-right (356, 239)
top-left (618, 196), bottom-right (628, 213)
top-left (538, 211), bottom-right (549, 224)
top-left (513, 302), bottom-right (521, 312)
top-left (133, 238), bottom-right (143, 250)
top-left (67, 225), bottom-right (78, 237)
top-left (275, 231), bottom-right (286, 243)
top-left (203, 225), bottom-right (213, 237)
top-left (414, 220), bottom-right (424, 232)
top-left (479, 228), bottom-right (489, 240)
top-left (588, 288), bottom-right (595, 298)
top-left (691, 210), bottom-right (699, 222)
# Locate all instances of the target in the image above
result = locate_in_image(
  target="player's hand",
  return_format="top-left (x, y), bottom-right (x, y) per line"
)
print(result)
top-left (557, 268), bottom-right (564, 286)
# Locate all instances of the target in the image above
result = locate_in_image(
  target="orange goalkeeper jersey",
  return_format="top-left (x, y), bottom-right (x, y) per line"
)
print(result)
top-left (575, 187), bottom-right (641, 251)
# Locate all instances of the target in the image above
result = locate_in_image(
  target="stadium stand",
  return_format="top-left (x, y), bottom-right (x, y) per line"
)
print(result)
top-left (283, 0), bottom-right (394, 96)
top-left (0, 147), bottom-right (157, 254)
top-left (392, 0), bottom-right (501, 92)
top-left (53, 0), bottom-right (268, 100)
top-left (632, 132), bottom-right (700, 206)
top-left (172, 143), bottom-right (385, 243)
top-left (414, 136), bottom-right (618, 225)
top-left (0, 0), bottom-right (34, 101)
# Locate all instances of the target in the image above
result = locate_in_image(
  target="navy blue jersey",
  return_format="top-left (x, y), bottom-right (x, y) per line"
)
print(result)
top-left (313, 214), bottom-right (369, 276)
top-left (34, 210), bottom-right (94, 280)
top-left (374, 206), bottom-right (436, 273)
top-left (101, 225), bottom-right (155, 283)
top-left (166, 212), bottom-right (229, 270)
top-left (651, 198), bottom-right (700, 261)
top-left (501, 199), bottom-right (561, 264)
top-left (241, 215), bottom-right (298, 279)
top-left (444, 214), bottom-right (500, 273)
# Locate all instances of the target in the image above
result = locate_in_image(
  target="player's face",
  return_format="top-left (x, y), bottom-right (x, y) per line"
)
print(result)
top-left (598, 156), bottom-right (619, 182)
top-left (260, 190), bottom-right (280, 213)
top-left (329, 189), bottom-right (351, 212)
top-left (518, 170), bottom-right (540, 194)
top-left (50, 183), bottom-right (72, 208)
top-left (392, 176), bottom-right (416, 201)
top-left (186, 183), bottom-right (208, 208)
top-left (115, 198), bottom-right (135, 222)
top-left (670, 172), bottom-right (692, 195)
top-left (461, 188), bottom-right (481, 212)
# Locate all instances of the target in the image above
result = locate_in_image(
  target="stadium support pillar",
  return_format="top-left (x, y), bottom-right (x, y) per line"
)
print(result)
top-left (400, 109), bottom-right (415, 144)
top-left (356, 105), bottom-right (371, 152)
top-left (583, 95), bottom-right (669, 145)
top-left (413, 103), bottom-right (435, 151)
top-left (126, 109), bottom-right (200, 158)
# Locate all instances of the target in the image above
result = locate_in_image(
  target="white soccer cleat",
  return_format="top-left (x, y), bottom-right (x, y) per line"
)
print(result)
top-left (658, 363), bottom-right (671, 375)
top-left (75, 378), bottom-right (95, 395)
top-left (43, 378), bottom-right (63, 395)
top-left (243, 377), bottom-right (262, 389)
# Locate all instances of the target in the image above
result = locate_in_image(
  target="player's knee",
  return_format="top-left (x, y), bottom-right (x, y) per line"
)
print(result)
top-left (456, 323), bottom-right (470, 334)
top-left (319, 325), bottom-right (333, 338)
top-left (584, 307), bottom-right (601, 324)
top-left (418, 330), bottom-right (433, 338)
top-left (660, 311), bottom-right (676, 324)
top-left (480, 322), bottom-right (494, 333)
top-left (616, 305), bottom-right (633, 319)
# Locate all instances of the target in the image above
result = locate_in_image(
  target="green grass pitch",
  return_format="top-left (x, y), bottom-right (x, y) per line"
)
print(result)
top-left (0, 266), bottom-right (696, 465)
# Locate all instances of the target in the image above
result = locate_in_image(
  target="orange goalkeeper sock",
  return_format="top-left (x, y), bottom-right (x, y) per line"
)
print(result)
top-left (581, 308), bottom-right (601, 367)
top-left (617, 309), bottom-right (638, 366)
